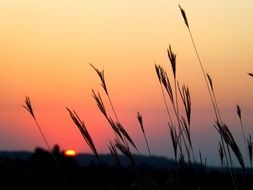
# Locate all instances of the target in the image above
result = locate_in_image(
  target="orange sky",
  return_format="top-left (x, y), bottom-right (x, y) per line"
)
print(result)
top-left (1, 0), bottom-right (253, 166)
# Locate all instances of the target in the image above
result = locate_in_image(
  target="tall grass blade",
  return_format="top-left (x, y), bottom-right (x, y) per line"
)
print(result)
top-left (116, 122), bottom-right (139, 153)
top-left (108, 118), bottom-right (123, 140)
top-left (24, 96), bottom-right (70, 190)
top-left (169, 123), bottom-right (178, 160)
top-left (137, 112), bottom-right (151, 156)
top-left (109, 141), bottom-right (121, 167)
top-left (181, 116), bottom-right (192, 147)
top-left (179, 5), bottom-right (222, 125)
top-left (215, 122), bottom-right (245, 170)
top-left (247, 134), bottom-right (253, 167)
top-left (91, 64), bottom-right (121, 126)
top-left (219, 141), bottom-right (224, 165)
top-left (178, 84), bottom-right (191, 125)
top-left (155, 64), bottom-right (174, 124)
top-left (92, 90), bottom-right (108, 118)
top-left (115, 139), bottom-right (134, 163)
top-left (167, 45), bottom-right (177, 78)
top-left (23, 96), bottom-right (52, 154)
top-left (236, 105), bottom-right (247, 151)
top-left (90, 63), bottom-right (108, 95)
top-left (66, 107), bottom-right (98, 158)
top-left (159, 65), bottom-right (174, 103)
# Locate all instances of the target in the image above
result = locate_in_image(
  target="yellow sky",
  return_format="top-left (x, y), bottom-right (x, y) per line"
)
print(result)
top-left (0, 0), bottom-right (253, 164)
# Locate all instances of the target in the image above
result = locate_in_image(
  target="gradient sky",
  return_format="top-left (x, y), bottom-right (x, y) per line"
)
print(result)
top-left (1, 0), bottom-right (253, 166)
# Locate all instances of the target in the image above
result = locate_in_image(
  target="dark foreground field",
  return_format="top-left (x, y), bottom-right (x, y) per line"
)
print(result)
top-left (0, 146), bottom-right (252, 190)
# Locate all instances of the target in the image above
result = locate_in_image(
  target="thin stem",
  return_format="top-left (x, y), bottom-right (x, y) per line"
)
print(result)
top-left (239, 118), bottom-right (247, 154)
top-left (211, 88), bottom-right (222, 123)
top-left (174, 78), bottom-right (180, 127)
top-left (107, 94), bottom-right (119, 122)
top-left (226, 144), bottom-right (238, 190)
top-left (105, 117), bottom-right (121, 143)
top-left (173, 78), bottom-right (184, 159)
top-left (143, 132), bottom-right (151, 156)
top-left (159, 82), bottom-right (173, 124)
top-left (187, 26), bottom-right (238, 190)
top-left (187, 28), bottom-right (221, 123)
top-left (218, 129), bottom-right (238, 190)
top-left (106, 93), bottom-right (131, 150)
top-left (34, 119), bottom-right (51, 151)
top-left (33, 119), bottom-right (70, 190)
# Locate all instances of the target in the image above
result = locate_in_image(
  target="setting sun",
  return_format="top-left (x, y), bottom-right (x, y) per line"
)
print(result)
top-left (64, 149), bottom-right (76, 157)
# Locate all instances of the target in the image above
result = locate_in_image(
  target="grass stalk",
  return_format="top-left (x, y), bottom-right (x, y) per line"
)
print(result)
top-left (178, 5), bottom-right (247, 190)
top-left (66, 107), bottom-right (115, 190)
top-left (178, 5), bottom-right (221, 124)
top-left (90, 64), bottom-right (139, 153)
top-left (247, 135), bottom-right (253, 168)
top-left (24, 96), bottom-right (70, 190)
top-left (155, 64), bottom-right (173, 124)
top-left (66, 108), bottom-right (98, 158)
top-left (137, 112), bottom-right (151, 156)
top-left (236, 105), bottom-right (248, 153)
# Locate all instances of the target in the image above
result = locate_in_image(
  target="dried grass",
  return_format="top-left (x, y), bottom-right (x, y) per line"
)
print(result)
top-left (137, 112), bottom-right (151, 156)
top-left (215, 122), bottom-right (245, 170)
top-left (66, 108), bottom-right (98, 158)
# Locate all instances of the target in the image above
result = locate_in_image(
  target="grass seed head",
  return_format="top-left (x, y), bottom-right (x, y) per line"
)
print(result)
top-left (92, 90), bottom-right (108, 118)
top-left (66, 108), bottom-right (98, 158)
top-left (178, 5), bottom-right (189, 28)
top-left (236, 105), bottom-right (242, 120)
top-left (167, 45), bottom-right (177, 78)
top-left (206, 73), bottom-right (214, 92)
top-left (23, 96), bottom-right (35, 119)
top-left (137, 112), bottom-right (144, 133)
top-left (248, 73), bottom-right (253, 77)
top-left (90, 63), bottom-right (108, 95)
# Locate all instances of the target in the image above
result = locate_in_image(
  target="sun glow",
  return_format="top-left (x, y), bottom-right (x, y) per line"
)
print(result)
top-left (64, 149), bottom-right (76, 157)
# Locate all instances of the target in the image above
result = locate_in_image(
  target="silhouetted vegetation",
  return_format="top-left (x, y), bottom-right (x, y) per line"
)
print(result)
top-left (17, 3), bottom-right (253, 190)
top-left (0, 146), bottom-right (252, 190)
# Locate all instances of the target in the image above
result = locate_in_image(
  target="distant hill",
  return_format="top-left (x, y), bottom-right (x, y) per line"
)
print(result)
top-left (0, 150), bottom-right (177, 170)
top-left (1, 150), bottom-right (251, 190)
top-left (1, 150), bottom-right (249, 173)
top-left (0, 151), bottom-right (32, 160)
top-left (75, 153), bottom-right (178, 170)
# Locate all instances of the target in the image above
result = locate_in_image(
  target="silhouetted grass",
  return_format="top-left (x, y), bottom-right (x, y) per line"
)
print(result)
top-left (20, 3), bottom-right (253, 190)
top-left (24, 97), bottom-right (70, 190)
top-left (137, 112), bottom-right (151, 156)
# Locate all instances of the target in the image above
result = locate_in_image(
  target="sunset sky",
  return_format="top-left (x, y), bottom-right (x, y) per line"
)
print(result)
top-left (1, 0), bottom-right (253, 166)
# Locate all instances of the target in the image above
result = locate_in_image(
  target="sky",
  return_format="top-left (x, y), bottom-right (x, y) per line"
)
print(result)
top-left (1, 0), bottom-right (253, 166)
